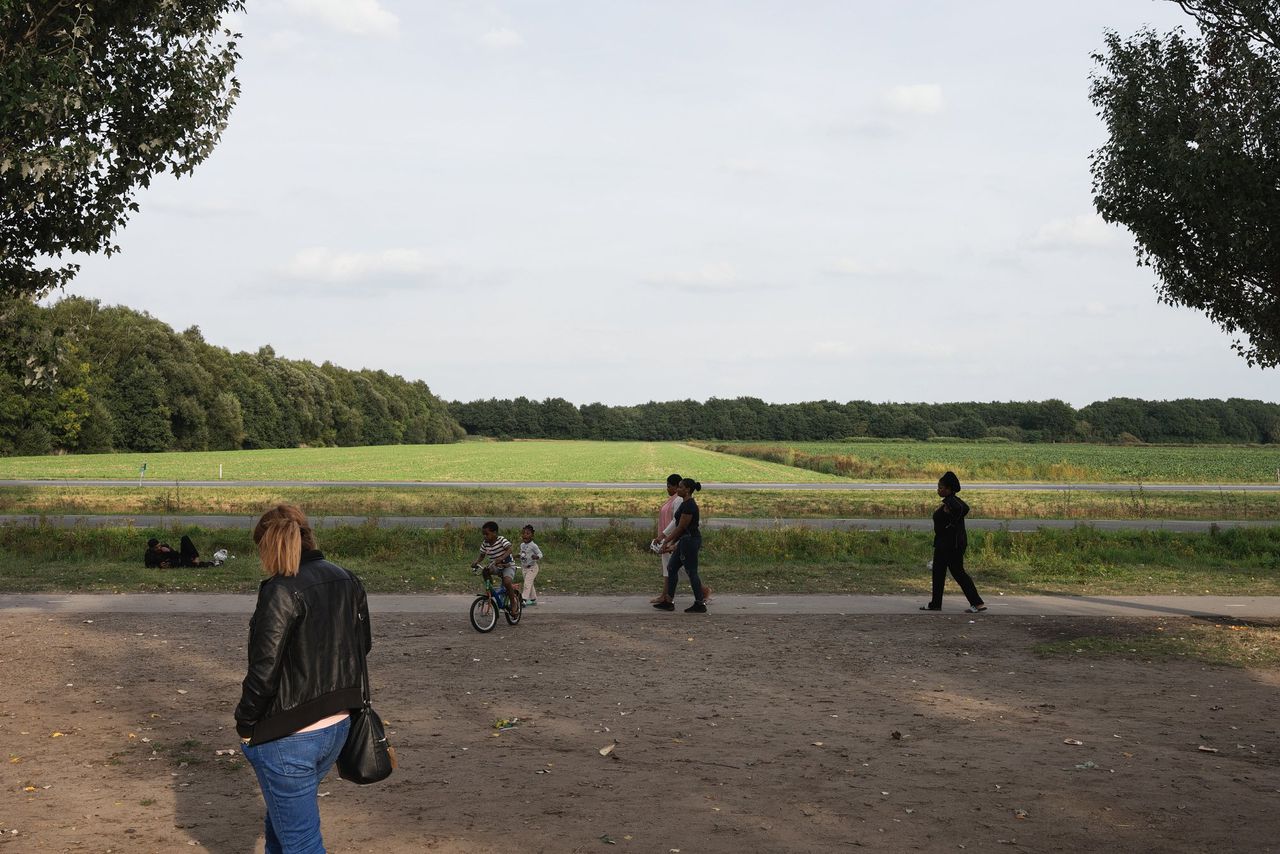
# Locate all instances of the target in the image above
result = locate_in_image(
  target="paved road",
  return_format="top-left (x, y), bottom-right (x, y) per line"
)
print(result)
top-left (1, 479), bottom-right (1277, 492)
top-left (1, 593), bottom-right (1276, 618)
top-left (1, 513), bottom-right (1273, 533)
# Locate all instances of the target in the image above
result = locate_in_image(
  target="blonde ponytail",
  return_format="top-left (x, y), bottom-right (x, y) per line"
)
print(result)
top-left (253, 504), bottom-right (317, 577)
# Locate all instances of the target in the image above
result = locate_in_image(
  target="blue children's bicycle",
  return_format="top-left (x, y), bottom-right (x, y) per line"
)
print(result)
top-left (469, 563), bottom-right (522, 632)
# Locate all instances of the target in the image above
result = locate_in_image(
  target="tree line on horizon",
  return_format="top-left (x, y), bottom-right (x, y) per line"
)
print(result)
top-left (0, 298), bottom-right (464, 456)
top-left (448, 396), bottom-right (1280, 446)
top-left (3, 297), bottom-right (1277, 458)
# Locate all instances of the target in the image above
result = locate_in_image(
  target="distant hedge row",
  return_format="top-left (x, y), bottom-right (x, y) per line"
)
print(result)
top-left (0, 297), bottom-right (464, 455)
top-left (449, 396), bottom-right (1280, 444)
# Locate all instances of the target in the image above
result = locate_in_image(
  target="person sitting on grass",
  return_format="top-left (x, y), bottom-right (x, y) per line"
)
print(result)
top-left (472, 521), bottom-right (520, 607)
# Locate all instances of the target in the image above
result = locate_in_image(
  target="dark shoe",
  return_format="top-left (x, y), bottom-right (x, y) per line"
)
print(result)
top-left (685, 602), bottom-right (707, 613)
top-left (919, 604), bottom-right (941, 611)
top-left (653, 601), bottom-right (675, 611)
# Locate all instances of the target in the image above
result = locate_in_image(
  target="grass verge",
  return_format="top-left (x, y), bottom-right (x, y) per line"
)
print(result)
top-left (1, 486), bottom-right (1277, 520)
top-left (1, 524), bottom-right (1278, 595)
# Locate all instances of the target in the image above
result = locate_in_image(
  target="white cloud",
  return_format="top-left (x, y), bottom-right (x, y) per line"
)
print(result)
top-left (810, 340), bottom-right (853, 357)
top-left (149, 198), bottom-right (249, 219)
top-left (262, 29), bottom-right (305, 54)
top-left (808, 335), bottom-right (954, 360)
top-left (479, 28), bottom-right (525, 49)
top-left (283, 0), bottom-right (398, 38)
top-left (723, 158), bottom-right (767, 175)
top-left (646, 263), bottom-right (758, 293)
top-left (278, 248), bottom-right (437, 283)
top-left (1030, 214), bottom-right (1117, 250)
top-left (826, 258), bottom-right (903, 277)
top-left (883, 84), bottom-right (944, 115)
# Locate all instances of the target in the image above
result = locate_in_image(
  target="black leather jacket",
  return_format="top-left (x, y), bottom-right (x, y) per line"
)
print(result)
top-left (235, 551), bottom-right (371, 745)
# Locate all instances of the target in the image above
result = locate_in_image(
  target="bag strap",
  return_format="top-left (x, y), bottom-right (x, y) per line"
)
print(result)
top-left (349, 570), bottom-right (373, 708)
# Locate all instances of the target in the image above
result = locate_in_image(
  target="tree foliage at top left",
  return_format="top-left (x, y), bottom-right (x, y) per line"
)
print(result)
top-left (0, 0), bottom-right (243, 297)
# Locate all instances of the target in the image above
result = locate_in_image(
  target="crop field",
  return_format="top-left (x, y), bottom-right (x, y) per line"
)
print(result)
top-left (703, 440), bottom-right (1280, 483)
top-left (0, 441), bottom-right (842, 484)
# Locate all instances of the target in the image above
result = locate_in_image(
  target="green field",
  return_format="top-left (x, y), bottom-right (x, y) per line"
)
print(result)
top-left (4, 439), bottom-right (1278, 484)
top-left (703, 440), bottom-right (1280, 483)
top-left (0, 441), bottom-right (842, 483)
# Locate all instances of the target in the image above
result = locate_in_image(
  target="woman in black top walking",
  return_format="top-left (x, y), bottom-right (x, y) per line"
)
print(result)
top-left (654, 478), bottom-right (708, 613)
top-left (920, 471), bottom-right (986, 613)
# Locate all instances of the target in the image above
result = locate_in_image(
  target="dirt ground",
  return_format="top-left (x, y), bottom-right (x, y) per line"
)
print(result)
top-left (1, 610), bottom-right (1278, 853)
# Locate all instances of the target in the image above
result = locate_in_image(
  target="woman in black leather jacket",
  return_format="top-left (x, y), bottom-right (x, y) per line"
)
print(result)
top-left (235, 504), bottom-right (371, 853)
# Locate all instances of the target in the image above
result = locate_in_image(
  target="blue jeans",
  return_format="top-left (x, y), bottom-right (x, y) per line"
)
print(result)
top-left (243, 717), bottom-right (350, 854)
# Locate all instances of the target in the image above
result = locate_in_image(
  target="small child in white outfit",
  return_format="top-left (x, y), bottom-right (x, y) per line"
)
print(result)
top-left (519, 525), bottom-right (544, 606)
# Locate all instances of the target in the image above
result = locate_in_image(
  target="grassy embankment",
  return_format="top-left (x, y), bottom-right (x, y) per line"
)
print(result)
top-left (0, 485), bottom-right (1276, 520)
top-left (700, 440), bottom-right (1280, 482)
top-left (2, 524), bottom-right (1277, 596)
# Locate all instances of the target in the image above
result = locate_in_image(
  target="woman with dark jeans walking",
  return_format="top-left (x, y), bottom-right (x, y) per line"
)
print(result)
top-left (920, 471), bottom-right (986, 613)
top-left (654, 478), bottom-right (708, 613)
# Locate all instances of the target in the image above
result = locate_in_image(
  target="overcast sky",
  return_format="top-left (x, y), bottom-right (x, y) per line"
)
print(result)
top-left (59, 0), bottom-right (1277, 406)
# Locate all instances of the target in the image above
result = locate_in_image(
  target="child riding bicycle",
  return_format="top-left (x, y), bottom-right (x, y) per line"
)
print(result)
top-left (472, 521), bottom-right (520, 606)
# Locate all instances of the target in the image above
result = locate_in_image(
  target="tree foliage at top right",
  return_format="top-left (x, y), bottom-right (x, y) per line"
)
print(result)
top-left (1090, 1), bottom-right (1280, 367)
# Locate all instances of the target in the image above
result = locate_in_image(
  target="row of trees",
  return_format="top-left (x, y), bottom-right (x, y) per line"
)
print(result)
top-left (449, 396), bottom-right (1280, 445)
top-left (0, 297), bottom-right (464, 456)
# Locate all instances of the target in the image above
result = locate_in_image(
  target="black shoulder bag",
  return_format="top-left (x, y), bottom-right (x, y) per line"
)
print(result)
top-left (336, 606), bottom-right (396, 784)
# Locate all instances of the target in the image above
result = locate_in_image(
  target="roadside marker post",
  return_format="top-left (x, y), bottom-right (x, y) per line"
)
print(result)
top-left (138, 463), bottom-right (146, 487)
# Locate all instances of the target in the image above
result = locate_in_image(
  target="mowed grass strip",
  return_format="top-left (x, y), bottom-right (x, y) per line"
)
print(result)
top-left (2, 524), bottom-right (1278, 595)
top-left (703, 440), bottom-right (1280, 483)
top-left (0, 441), bottom-right (842, 484)
top-left (2, 485), bottom-right (1279, 521)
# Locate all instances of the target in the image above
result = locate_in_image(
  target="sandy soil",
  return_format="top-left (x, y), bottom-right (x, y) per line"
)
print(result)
top-left (1, 610), bottom-right (1278, 853)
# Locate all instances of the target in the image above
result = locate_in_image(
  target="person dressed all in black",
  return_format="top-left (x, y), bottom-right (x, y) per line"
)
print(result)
top-left (920, 471), bottom-right (986, 613)
top-left (145, 536), bottom-right (210, 568)
top-left (654, 478), bottom-right (708, 614)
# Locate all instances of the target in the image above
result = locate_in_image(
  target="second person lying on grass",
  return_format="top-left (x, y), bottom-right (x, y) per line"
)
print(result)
top-left (654, 478), bottom-right (710, 613)
top-left (472, 521), bottom-right (520, 605)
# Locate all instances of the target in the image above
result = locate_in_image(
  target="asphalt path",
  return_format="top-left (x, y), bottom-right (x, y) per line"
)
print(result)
top-left (1, 479), bottom-right (1278, 492)
top-left (2, 592), bottom-right (1277, 618)
top-left (1, 513), bottom-right (1273, 533)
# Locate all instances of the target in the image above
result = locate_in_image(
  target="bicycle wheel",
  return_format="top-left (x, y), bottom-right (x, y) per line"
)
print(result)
top-left (504, 593), bottom-right (522, 625)
top-left (470, 594), bottom-right (497, 632)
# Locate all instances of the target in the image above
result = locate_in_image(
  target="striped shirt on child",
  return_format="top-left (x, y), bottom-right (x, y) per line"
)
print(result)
top-left (481, 535), bottom-right (514, 566)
